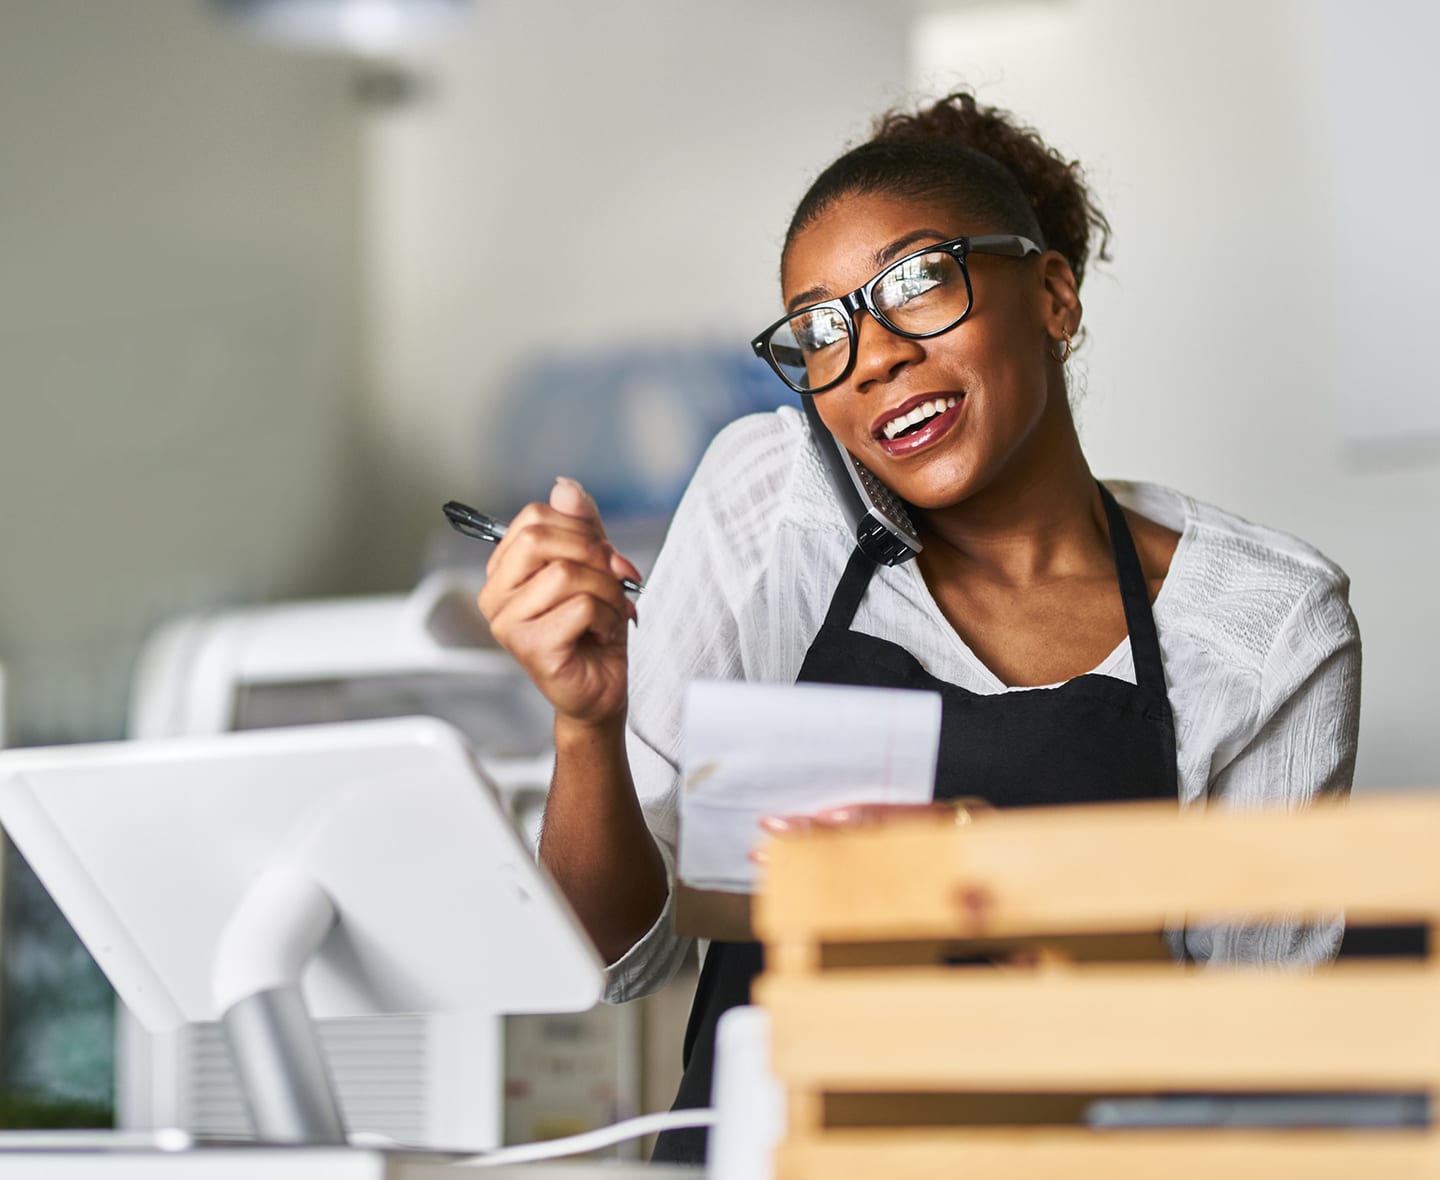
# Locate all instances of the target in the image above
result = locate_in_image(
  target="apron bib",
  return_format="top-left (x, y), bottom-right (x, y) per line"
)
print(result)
top-left (652, 483), bottom-right (1178, 1163)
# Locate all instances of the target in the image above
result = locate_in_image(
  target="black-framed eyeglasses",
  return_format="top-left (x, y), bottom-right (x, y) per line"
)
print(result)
top-left (750, 234), bottom-right (1042, 395)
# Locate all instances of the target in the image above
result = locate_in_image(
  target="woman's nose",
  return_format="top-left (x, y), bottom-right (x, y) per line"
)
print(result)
top-left (850, 310), bottom-right (925, 389)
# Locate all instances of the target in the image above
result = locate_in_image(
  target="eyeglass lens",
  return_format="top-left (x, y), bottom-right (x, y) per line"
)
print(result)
top-left (767, 248), bottom-right (973, 391)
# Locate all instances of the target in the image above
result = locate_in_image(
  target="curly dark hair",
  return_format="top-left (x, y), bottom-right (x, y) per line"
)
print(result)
top-left (785, 92), bottom-right (1112, 288)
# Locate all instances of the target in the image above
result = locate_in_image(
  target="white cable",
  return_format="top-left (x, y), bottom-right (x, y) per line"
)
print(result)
top-left (451, 1108), bottom-right (719, 1167)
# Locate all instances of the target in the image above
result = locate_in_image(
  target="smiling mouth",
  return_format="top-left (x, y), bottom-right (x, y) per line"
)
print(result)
top-left (877, 396), bottom-right (960, 441)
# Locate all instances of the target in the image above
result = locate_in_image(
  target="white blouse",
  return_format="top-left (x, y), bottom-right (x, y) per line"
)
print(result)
top-left (605, 406), bottom-right (1362, 1002)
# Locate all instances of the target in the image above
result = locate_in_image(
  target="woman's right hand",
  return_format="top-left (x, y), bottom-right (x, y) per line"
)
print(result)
top-left (478, 477), bottom-right (642, 729)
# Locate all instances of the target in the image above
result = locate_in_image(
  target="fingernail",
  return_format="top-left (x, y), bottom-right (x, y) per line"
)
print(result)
top-left (759, 816), bottom-right (791, 832)
top-left (827, 808), bottom-right (854, 823)
top-left (555, 476), bottom-right (586, 495)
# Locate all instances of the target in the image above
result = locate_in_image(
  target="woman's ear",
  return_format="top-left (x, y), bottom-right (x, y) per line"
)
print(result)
top-left (1038, 249), bottom-right (1082, 340)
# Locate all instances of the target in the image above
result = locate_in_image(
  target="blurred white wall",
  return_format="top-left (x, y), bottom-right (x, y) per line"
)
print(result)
top-left (912, 0), bottom-right (1440, 790)
top-left (0, 1), bottom-right (367, 744)
top-left (358, 0), bottom-right (913, 570)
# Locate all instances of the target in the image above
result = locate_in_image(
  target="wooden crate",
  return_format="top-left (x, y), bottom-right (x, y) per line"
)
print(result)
top-left (752, 796), bottom-right (1440, 1179)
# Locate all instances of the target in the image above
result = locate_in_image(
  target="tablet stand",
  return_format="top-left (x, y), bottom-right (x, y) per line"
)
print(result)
top-left (213, 865), bottom-right (345, 1143)
top-left (224, 985), bottom-right (345, 1143)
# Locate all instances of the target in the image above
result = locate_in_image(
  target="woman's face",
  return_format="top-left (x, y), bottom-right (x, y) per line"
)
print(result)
top-left (781, 190), bottom-right (1076, 512)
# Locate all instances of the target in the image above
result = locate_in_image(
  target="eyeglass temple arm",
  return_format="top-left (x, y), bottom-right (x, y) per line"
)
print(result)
top-left (966, 235), bottom-right (1043, 258)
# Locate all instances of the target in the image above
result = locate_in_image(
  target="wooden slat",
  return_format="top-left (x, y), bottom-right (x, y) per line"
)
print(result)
top-left (758, 963), bottom-right (1440, 1090)
top-left (776, 1128), bottom-right (1440, 1180)
top-left (756, 796), bottom-right (1440, 942)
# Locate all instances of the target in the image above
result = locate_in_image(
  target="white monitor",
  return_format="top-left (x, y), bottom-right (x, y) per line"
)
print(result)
top-left (0, 716), bottom-right (604, 1143)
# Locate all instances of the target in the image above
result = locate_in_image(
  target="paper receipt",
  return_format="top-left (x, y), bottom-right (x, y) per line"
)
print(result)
top-left (678, 679), bottom-right (943, 894)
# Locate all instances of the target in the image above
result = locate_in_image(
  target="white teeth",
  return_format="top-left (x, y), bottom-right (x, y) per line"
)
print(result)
top-left (882, 397), bottom-right (958, 440)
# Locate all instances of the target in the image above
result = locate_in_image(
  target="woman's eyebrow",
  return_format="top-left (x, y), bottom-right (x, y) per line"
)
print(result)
top-left (874, 228), bottom-right (950, 268)
top-left (786, 284), bottom-right (830, 313)
top-left (785, 228), bottom-right (952, 312)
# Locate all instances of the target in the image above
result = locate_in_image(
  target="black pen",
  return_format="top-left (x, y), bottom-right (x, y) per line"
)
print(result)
top-left (442, 500), bottom-right (645, 594)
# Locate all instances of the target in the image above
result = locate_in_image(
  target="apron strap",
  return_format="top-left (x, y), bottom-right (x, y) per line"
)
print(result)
top-left (1097, 482), bottom-right (1168, 697)
top-left (822, 544), bottom-right (879, 633)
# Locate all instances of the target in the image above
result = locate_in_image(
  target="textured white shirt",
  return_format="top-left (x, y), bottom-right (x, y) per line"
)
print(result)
top-left (606, 407), bottom-right (1362, 1001)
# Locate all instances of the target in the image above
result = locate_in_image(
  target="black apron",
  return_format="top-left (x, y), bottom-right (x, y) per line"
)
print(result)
top-left (651, 483), bottom-right (1178, 1164)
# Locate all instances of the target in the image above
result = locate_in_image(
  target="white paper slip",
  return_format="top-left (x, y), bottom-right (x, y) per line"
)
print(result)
top-left (679, 679), bottom-right (943, 894)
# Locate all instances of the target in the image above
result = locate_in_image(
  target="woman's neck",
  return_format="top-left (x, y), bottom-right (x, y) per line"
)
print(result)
top-left (915, 410), bottom-right (1110, 589)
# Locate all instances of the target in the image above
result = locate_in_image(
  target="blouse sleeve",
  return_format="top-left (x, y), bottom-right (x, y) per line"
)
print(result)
top-left (600, 413), bottom-right (800, 1002)
top-left (1183, 571), bottom-right (1362, 966)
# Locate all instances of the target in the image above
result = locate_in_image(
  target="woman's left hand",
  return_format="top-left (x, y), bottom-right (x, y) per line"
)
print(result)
top-left (751, 797), bottom-right (991, 862)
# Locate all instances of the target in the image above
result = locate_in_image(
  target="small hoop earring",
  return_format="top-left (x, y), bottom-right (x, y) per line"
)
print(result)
top-left (1050, 328), bottom-right (1074, 364)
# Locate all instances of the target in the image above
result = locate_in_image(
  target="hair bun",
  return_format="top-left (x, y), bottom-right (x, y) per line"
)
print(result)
top-left (872, 92), bottom-right (1110, 285)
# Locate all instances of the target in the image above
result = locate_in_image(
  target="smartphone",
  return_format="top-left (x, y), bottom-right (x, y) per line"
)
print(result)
top-left (802, 396), bottom-right (922, 566)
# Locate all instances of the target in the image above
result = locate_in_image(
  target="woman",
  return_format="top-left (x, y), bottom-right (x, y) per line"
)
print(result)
top-left (478, 92), bottom-right (1361, 1163)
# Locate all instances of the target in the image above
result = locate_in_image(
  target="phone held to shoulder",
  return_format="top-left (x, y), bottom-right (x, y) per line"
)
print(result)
top-left (803, 396), bottom-right (922, 566)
